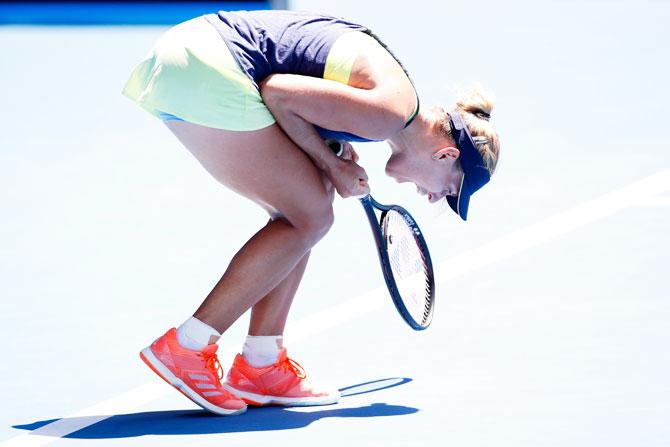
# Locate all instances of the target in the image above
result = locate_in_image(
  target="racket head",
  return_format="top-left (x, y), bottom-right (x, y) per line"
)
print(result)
top-left (362, 196), bottom-right (435, 330)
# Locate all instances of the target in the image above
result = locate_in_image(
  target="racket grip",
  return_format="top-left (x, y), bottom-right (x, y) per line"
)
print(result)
top-left (326, 139), bottom-right (344, 157)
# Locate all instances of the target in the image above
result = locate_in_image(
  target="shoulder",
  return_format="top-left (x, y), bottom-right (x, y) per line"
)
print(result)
top-left (346, 32), bottom-right (417, 123)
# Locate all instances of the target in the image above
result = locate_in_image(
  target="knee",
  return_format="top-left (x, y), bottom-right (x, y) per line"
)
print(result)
top-left (290, 203), bottom-right (334, 246)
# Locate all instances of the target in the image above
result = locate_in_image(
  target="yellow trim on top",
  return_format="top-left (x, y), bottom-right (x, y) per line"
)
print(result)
top-left (323, 31), bottom-right (370, 84)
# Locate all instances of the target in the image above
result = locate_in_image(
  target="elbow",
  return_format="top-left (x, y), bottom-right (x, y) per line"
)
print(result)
top-left (259, 75), bottom-right (284, 109)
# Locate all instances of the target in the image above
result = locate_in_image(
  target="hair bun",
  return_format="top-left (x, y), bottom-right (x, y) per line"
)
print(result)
top-left (474, 110), bottom-right (491, 121)
top-left (445, 84), bottom-right (500, 177)
top-left (455, 85), bottom-right (495, 122)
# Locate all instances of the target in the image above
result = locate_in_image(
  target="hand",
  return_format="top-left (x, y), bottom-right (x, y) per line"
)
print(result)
top-left (327, 158), bottom-right (370, 199)
top-left (338, 141), bottom-right (360, 163)
top-left (318, 168), bottom-right (336, 203)
top-left (325, 139), bottom-right (359, 162)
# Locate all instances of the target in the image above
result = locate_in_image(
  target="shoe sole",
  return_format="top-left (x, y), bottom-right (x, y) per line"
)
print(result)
top-left (140, 347), bottom-right (246, 416)
top-left (221, 383), bottom-right (340, 407)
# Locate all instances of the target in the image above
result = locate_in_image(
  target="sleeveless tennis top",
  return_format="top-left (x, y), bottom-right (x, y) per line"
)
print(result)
top-left (203, 10), bottom-right (419, 142)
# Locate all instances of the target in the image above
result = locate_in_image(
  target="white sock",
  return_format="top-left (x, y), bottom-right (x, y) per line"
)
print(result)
top-left (176, 316), bottom-right (221, 351)
top-left (242, 335), bottom-right (283, 367)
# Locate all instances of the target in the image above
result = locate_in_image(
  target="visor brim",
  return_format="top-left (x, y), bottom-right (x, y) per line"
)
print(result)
top-left (446, 173), bottom-right (469, 221)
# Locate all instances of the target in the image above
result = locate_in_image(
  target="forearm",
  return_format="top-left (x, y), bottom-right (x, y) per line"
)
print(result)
top-left (262, 88), bottom-right (343, 173)
top-left (260, 73), bottom-right (406, 143)
top-left (261, 75), bottom-right (371, 198)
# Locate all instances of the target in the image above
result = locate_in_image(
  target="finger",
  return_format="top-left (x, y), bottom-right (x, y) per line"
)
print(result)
top-left (352, 150), bottom-right (359, 163)
top-left (353, 182), bottom-right (370, 198)
top-left (341, 142), bottom-right (358, 162)
top-left (336, 188), bottom-right (350, 199)
top-left (357, 166), bottom-right (369, 181)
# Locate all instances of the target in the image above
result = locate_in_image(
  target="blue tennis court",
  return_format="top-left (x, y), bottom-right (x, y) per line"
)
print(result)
top-left (1, 1), bottom-right (669, 446)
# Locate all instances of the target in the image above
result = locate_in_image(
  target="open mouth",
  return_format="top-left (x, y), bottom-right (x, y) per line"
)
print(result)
top-left (427, 191), bottom-right (445, 204)
top-left (415, 185), bottom-right (439, 203)
top-left (429, 192), bottom-right (443, 203)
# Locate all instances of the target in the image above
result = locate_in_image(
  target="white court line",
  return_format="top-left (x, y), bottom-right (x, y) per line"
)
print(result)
top-left (287, 169), bottom-right (670, 341)
top-left (435, 170), bottom-right (670, 282)
top-left (2, 169), bottom-right (669, 447)
top-left (636, 195), bottom-right (670, 207)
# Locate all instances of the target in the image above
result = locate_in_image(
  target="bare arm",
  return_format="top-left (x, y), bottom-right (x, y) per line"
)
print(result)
top-left (260, 74), bottom-right (406, 197)
top-left (261, 73), bottom-right (407, 140)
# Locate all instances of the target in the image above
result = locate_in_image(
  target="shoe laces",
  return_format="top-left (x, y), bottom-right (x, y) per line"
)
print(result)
top-left (279, 357), bottom-right (306, 379)
top-left (200, 351), bottom-right (224, 382)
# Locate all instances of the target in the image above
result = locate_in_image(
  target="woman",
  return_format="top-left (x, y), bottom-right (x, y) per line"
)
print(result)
top-left (122, 9), bottom-right (500, 416)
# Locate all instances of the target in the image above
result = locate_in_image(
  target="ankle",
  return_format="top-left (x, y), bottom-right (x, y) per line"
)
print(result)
top-left (242, 334), bottom-right (283, 367)
top-left (176, 316), bottom-right (221, 351)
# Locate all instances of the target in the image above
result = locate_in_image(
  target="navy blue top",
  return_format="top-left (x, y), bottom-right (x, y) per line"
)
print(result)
top-left (204, 11), bottom-right (366, 88)
top-left (204, 10), bottom-right (417, 142)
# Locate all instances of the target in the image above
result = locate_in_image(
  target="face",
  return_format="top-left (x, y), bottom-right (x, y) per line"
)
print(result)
top-left (385, 142), bottom-right (464, 204)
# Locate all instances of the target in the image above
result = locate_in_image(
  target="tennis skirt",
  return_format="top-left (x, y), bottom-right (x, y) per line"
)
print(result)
top-left (121, 15), bottom-right (365, 131)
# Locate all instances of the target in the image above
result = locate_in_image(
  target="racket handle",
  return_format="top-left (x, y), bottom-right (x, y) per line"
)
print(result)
top-left (326, 140), bottom-right (344, 157)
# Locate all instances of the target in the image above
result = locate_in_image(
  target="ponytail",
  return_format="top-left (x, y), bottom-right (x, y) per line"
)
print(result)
top-left (443, 84), bottom-right (501, 176)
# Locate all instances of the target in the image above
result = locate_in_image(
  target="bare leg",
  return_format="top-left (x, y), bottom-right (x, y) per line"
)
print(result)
top-left (245, 163), bottom-right (333, 336)
top-left (248, 250), bottom-right (310, 336)
top-left (165, 121), bottom-right (334, 335)
top-left (191, 219), bottom-right (317, 333)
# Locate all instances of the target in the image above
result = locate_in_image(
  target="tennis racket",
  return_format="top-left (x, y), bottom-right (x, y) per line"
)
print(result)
top-left (328, 140), bottom-right (436, 330)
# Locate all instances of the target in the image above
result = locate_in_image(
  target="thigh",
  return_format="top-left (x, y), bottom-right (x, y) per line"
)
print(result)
top-left (164, 121), bottom-right (334, 225)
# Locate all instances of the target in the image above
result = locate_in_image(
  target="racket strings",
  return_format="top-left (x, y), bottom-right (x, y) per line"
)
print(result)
top-left (383, 210), bottom-right (433, 326)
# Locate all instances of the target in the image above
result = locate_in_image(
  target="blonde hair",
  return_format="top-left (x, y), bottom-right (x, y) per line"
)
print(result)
top-left (440, 85), bottom-right (500, 176)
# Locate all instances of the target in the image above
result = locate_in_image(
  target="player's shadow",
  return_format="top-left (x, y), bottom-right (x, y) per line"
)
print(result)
top-left (13, 378), bottom-right (417, 439)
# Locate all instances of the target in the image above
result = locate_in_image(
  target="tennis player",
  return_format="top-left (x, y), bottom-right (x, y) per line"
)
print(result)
top-left (123, 9), bottom-right (501, 416)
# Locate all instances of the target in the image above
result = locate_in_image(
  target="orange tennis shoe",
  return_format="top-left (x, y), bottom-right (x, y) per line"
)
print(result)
top-left (223, 348), bottom-right (340, 406)
top-left (139, 328), bottom-right (247, 416)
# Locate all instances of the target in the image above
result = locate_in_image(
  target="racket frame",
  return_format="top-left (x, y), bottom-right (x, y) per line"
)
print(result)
top-left (359, 195), bottom-right (436, 330)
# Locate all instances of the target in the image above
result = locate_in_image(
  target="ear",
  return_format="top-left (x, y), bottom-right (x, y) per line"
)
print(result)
top-left (432, 146), bottom-right (460, 161)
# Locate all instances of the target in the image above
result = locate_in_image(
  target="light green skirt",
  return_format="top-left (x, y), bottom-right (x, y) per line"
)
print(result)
top-left (122, 15), bottom-right (368, 131)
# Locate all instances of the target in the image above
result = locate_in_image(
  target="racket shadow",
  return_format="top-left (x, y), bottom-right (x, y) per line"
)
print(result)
top-left (12, 378), bottom-right (417, 439)
top-left (339, 377), bottom-right (413, 398)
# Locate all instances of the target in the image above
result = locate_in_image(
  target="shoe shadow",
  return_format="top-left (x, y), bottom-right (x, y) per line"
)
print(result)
top-left (12, 378), bottom-right (417, 439)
